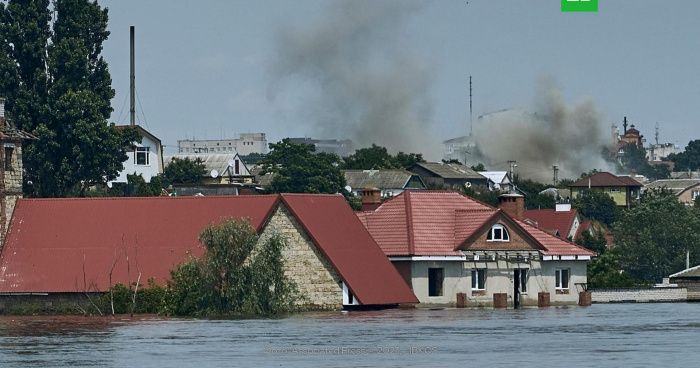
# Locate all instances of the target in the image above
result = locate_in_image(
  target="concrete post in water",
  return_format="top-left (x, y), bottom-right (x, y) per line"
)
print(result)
top-left (538, 292), bottom-right (550, 308)
top-left (456, 292), bottom-right (467, 308)
top-left (493, 293), bottom-right (507, 308)
top-left (579, 291), bottom-right (592, 306)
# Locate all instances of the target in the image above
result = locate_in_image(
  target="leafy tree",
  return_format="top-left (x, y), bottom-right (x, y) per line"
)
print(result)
top-left (163, 157), bottom-right (206, 185)
top-left (240, 152), bottom-right (266, 165)
top-left (516, 179), bottom-right (555, 210)
top-left (470, 163), bottom-right (486, 172)
top-left (614, 195), bottom-right (700, 282)
top-left (575, 230), bottom-right (607, 255)
top-left (587, 247), bottom-right (639, 289)
top-left (442, 159), bottom-right (462, 165)
top-left (462, 186), bottom-right (500, 207)
top-left (0, 0), bottom-right (138, 197)
top-left (619, 143), bottom-right (670, 180)
top-left (640, 186), bottom-right (674, 203)
top-left (572, 189), bottom-right (619, 226)
top-left (162, 218), bottom-right (298, 316)
top-left (341, 144), bottom-right (424, 170)
top-left (261, 139), bottom-right (345, 194)
top-left (125, 173), bottom-right (163, 197)
top-left (668, 140), bottom-right (700, 171)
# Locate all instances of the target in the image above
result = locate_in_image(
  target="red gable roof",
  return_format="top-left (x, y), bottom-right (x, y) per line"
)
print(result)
top-left (359, 191), bottom-right (595, 257)
top-left (571, 172), bottom-right (642, 188)
top-left (0, 195), bottom-right (417, 305)
top-left (280, 194), bottom-right (417, 305)
top-left (524, 209), bottom-right (578, 238)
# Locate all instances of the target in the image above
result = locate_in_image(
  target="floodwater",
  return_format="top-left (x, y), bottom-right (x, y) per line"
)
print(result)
top-left (1, 303), bottom-right (699, 368)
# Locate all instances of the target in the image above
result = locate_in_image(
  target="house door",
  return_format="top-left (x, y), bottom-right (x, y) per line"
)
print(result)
top-left (513, 269), bottom-right (527, 308)
top-left (513, 270), bottom-right (521, 308)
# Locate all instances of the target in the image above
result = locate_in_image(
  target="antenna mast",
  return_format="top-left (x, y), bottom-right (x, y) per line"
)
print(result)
top-left (469, 75), bottom-right (473, 136)
top-left (655, 122), bottom-right (660, 145)
top-left (130, 25), bottom-right (136, 126)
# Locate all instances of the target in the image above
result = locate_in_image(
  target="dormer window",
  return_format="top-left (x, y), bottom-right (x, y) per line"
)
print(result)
top-left (487, 224), bottom-right (509, 242)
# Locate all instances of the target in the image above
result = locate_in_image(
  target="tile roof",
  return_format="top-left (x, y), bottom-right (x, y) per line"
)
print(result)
top-left (0, 195), bottom-right (416, 305)
top-left (571, 172), bottom-right (642, 188)
top-left (645, 179), bottom-right (700, 195)
top-left (343, 170), bottom-right (424, 190)
top-left (359, 191), bottom-right (595, 257)
top-left (412, 162), bottom-right (484, 180)
top-left (524, 209), bottom-right (578, 238)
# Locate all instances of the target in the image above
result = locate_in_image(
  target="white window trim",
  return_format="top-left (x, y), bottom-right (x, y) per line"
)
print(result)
top-left (134, 146), bottom-right (150, 166)
top-left (555, 268), bottom-right (570, 290)
top-left (471, 269), bottom-right (486, 291)
top-left (486, 224), bottom-right (510, 242)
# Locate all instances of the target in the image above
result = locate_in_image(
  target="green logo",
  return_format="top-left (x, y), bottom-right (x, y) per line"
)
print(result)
top-left (561, 0), bottom-right (598, 12)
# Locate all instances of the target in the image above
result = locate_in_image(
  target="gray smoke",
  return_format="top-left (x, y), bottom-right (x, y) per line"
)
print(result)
top-left (473, 80), bottom-right (614, 182)
top-left (268, 0), bottom-right (438, 156)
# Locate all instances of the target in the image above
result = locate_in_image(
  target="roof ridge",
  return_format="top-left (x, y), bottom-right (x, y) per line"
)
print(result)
top-left (18, 194), bottom-right (282, 202)
top-left (516, 219), bottom-right (596, 255)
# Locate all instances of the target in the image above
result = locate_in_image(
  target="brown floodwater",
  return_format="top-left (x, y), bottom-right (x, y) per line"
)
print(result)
top-left (1, 304), bottom-right (699, 367)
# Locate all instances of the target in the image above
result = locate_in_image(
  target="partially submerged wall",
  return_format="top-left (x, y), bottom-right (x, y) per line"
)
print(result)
top-left (591, 287), bottom-right (687, 303)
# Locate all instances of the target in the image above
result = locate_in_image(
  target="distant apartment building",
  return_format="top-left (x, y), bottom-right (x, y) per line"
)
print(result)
top-left (177, 133), bottom-right (267, 156)
top-left (647, 143), bottom-right (680, 162)
top-left (288, 138), bottom-right (354, 157)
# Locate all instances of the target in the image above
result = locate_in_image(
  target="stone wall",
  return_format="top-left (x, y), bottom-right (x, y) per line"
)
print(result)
top-left (258, 205), bottom-right (343, 310)
top-left (1, 142), bottom-right (22, 246)
top-left (591, 287), bottom-right (687, 303)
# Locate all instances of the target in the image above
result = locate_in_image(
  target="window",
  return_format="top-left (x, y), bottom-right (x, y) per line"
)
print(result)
top-left (4, 146), bottom-right (13, 171)
top-left (135, 147), bottom-right (149, 165)
top-left (515, 269), bottom-right (528, 293)
top-left (486, 224), bottom-right (510, 242)
top-left (428, 268), bottom-right (444, 297)
top-left (693, 190), bottom-right (699, 200)
top-left (234, 159), bottom-right (240, 175)
top-left (471, 269), bottom-right (486, 290)
top-left (555, 269), bottom-right (570, 290)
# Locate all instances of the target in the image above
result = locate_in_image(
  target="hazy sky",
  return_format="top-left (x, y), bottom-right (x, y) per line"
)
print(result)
top-left (100, 0), bottom-right (700, 156)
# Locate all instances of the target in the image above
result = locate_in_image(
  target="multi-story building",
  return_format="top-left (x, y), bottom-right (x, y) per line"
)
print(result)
top-left (178, 133), bottom-right (267, 156)
top-left (287, 138), bottom-right (354, 157)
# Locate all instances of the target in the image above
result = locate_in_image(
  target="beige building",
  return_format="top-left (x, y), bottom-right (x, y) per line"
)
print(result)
top-left (357, 191), bottom-right (595, 308)
top-left (644, 179), bottom-right (700, 205)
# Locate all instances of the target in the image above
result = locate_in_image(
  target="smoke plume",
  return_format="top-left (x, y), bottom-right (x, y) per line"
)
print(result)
top-left (473, 80), bottom-right (614, 182)
top-left (268, 0), bottom-right (438, 156)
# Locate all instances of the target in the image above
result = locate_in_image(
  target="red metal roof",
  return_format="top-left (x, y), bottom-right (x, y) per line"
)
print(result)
top-left (359, 191), bottom-right (595, 257)
top-left (0, 194), bottom-right (417, 305)
top-left (524, 209), bottom-right (578, 238)
top-left (280, 194), bottom-right (417, 305)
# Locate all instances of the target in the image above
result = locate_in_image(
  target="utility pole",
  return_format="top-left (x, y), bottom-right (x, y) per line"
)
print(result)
top-left (130, 25), bottom-right (136, 126)
top-left (469, 75), bottom-right (473, 137)
top-left (553, 165), bottom-right (559, 186)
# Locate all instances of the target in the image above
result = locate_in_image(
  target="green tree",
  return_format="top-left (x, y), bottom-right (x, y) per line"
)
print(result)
top-left (470, 163), bottom-right (486, 172)
top-left (125, 173), bottom-right (163, 197)
top-left (614, 195), bottom-right (700, 282)
top-left (575, 230), bottom-right (607, 255)
top-left (342, 144), bottom-right (424, 170)
top-left (516, 179), bottom-right (556, 210)
top-left (0, 0), bottom-right (138, 197)
top-left (162, 219), bottom-right (297, 316)
top-left (587, 247), bottom-right (639, 288)
top-left (572, 189), bottom-right (619, 226)
top-left (261, 139), bottom-right (345, 194)
top-left (668, 140), bottom-right (700, 171)
top-left (462, 186), bottom-right (499, 207)
top-left (163, 157), bottom-right (206, 185)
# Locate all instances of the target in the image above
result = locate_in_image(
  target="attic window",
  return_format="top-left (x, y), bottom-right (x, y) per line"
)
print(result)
top-left (487, 224), bottom-right (509, 242)
top-left (135, 147), bottom-right (149, 165)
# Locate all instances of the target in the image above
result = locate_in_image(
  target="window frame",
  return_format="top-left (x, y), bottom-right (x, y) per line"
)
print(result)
top-left (486, 223), bottom-right (510, 242)
top-left (134, 146), bottom-right (150, 166)
top-left (4, 146), bottom-right (14, 171)
top-left (555, 268), bottom-right (570, 290)
top-left (516, 268), bottom-right (528, 294)
top-left (471, 269), bottom-right (486, 291)
top-left (428, 268), bottom-right (444, 297)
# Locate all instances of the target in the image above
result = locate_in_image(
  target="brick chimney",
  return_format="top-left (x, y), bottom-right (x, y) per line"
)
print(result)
top-left (360, 187), bottom-right (382, 211)
top-left (498, 193), bottom-right (525, 220)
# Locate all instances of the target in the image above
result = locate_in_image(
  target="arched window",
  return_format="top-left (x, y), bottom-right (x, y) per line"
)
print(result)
top-left (487, 224), bottom-right (510, 242)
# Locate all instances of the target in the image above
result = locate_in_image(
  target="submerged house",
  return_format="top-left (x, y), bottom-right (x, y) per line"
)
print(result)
top-left (0, 194), bottom-right (417, 311)
top-left (357, 191), bottom-right (595, 307)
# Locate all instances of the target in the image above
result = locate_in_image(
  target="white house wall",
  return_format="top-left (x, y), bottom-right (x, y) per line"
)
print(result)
top-left (407, 258), bottom-right (588, 307)
top-left (113, 135), bottom-right (162, 183)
